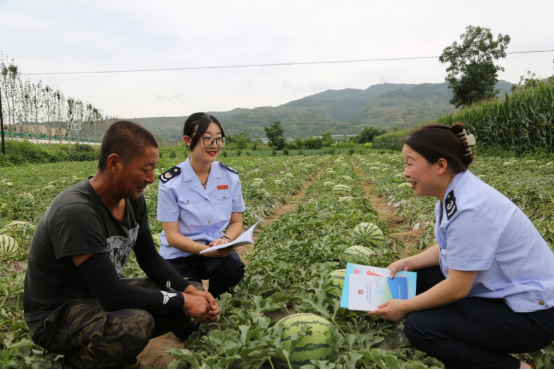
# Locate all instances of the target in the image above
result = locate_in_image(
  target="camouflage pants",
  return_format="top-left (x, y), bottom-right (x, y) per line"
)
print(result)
top-left (29, 278), bottom-right (203, 369)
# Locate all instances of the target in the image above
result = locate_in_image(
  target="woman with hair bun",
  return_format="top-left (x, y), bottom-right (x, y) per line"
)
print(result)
top-left (157, 113), bottom-right (246, 339)
top-left (369, 123), bottom-right (554, 368)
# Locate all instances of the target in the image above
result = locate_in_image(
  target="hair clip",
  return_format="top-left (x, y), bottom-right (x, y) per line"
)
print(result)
top-left (457, 129), bottom-right (476, 156)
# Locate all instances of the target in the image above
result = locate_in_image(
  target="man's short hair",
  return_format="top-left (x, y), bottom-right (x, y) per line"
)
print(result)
top-left (98, 120), bottom-right (158, 171)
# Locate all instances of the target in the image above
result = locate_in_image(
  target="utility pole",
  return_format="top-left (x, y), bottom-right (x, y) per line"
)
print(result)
top-left (0, 86), bottom-right (5, 155)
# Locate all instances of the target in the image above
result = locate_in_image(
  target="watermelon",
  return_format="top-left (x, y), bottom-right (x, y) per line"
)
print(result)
top-left (0, 235), bottom-right (18, 258)
top-left (332, 184), bottom-right (351, 195)
top-left (326, 269), bottom-right (346, 300)
top-left (284, 173), bottom-right (294, 178)
top-left (338, 196), bottom-right (354, 203)
top-left (341, 175), bottom-right (353, 182)
top-left (0, 221), bottom-right (35, 237)
top-left (339, 245), bottom-right (376, 268)
top-left (397, 183), bottom-right (411, 188)
top-left (351, 222), bottom-right (384, 248)
top-left (273, 313), bottom-right (337, 368)
top-left (250, 182), bottom-right (262, 188)
top-left (324, 181), bottom-right (334, 187)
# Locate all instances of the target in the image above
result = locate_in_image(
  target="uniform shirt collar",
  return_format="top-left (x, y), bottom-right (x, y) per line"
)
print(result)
top-left (181, 158), bottom-right (222, 195)
top-left (181, 158), bottom-right (222, 180)
top-left (442, 170), bottom-right (467, 204)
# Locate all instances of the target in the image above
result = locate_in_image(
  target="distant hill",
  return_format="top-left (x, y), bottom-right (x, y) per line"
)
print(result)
top-left (281, 83), bottom-right (417, 122)
top-left (349, 82), bottom-right (455, 130)
top-left (133, 80), bottom-right (514, 139)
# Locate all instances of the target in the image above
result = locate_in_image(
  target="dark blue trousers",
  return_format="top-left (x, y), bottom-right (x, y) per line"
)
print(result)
top-left (404, 267), bottom-right (554, 369)
top-left (166, 251), bottom-right (245, 339)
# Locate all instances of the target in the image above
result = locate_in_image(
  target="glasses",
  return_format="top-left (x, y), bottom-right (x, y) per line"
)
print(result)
top-left (201, 136), bottom-right (226, 148)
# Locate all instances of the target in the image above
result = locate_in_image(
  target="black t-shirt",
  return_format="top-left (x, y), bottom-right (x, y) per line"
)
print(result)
top-left (24, 179), bottom-right (150, 329)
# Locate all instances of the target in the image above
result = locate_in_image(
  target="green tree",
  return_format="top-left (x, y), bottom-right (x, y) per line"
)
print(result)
top-left (264, 120), bottom-right (286, 150)
top-left (235, 130), bottom-right (250, 150)
top-left (321, 131), bottom-right (334, 147)
top-left (439, 25), bottom-right (510, 108)
top-left (350, 126), bottom-right (387, 144)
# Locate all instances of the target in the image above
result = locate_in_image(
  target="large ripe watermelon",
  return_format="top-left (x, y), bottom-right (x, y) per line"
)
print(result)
top-left (273, 313), bottom-right (337, 368)
top-left (351, 222), bottom-right (384, 248)
top-left (0, 235), bottom-right (18, 258)
top-left (326, 269), bottom-right (346, 300)
top-left (332, 184), bottom-right (351, 195)
top-left (0, 221), bottom-right (35, 237)
top-left (339, 245), bottom-right (376, 268)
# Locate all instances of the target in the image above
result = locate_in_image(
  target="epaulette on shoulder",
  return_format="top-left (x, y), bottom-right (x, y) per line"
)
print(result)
top-left (219, 162), bottom-right (239, 174)
top-left (159, 166), bottom-right (181, 184)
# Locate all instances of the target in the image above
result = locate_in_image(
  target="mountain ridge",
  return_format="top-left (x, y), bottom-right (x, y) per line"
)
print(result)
top-left (133, 80), bottom-right (514, 139)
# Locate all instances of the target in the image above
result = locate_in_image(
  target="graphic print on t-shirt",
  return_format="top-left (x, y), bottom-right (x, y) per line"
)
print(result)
top-left (105, 226), bottom-right (139, 275)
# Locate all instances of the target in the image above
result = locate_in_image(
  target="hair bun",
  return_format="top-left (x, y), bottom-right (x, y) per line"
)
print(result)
top-left (450, 122), bottom-right (466, 135)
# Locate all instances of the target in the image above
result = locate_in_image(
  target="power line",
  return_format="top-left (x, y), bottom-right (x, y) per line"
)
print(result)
top-left (24, 49), bottom-right (554, 76)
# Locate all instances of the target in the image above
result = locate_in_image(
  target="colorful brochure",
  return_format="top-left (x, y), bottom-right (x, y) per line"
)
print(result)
top-left (340, 263), bottom-right (417, 311)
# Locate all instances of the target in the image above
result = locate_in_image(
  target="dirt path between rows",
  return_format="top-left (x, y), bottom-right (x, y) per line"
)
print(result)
top-left (138, 166), bottom-right (328, 368)
top-left (350, 159), bottom-right (425, 255)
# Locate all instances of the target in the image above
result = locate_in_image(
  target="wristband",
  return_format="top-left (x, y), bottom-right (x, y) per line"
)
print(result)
top-left (222, 236), bottom-right (232, 242)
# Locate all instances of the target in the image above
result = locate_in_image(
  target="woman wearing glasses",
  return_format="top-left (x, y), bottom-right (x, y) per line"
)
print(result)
top-left (157, 113), bottom-right (246, 339)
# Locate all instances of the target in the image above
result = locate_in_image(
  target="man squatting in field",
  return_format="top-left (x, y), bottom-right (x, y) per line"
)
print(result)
top-left (23, 121), bottom-right (220, 368)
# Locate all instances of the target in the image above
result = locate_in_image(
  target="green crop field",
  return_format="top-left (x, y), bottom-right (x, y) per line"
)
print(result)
top-left (1, 152), bottom-right (554, 368)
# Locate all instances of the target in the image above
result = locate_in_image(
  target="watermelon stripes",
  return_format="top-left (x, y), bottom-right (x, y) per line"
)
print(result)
top-left (0, 235), bottom-right (18, 258)
top-left (351, 222), bottom-right (384, 248)
top-left (273, 313), bottom-right (337, 368)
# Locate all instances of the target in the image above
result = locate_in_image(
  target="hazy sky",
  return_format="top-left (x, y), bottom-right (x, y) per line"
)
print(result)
top-left (1, 0), bottom-right (553, 119)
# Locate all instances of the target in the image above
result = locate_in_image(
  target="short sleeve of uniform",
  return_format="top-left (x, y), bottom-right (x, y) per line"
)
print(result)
top-left (157, 181), bottom-right (180, 222)
top-left (445, 208), bottom-right (502, 271)
top-left (232, 179), bottom-right (246, 213)
top-left (51, 203), bottom-right (106, 259)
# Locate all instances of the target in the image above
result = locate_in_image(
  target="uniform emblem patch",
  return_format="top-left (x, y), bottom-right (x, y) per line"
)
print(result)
top-left (445, 190), bottom-right (457, 220)
top-left (159, 166), bottom-right (181, 183)
top-left (217, 185), bottom-right (229, 190)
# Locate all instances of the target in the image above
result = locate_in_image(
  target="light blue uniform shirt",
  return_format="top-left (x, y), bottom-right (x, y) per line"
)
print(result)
top-left (157, 158), bottom-right (246, 260)
top-left (435, 170), bottom-right (554, 312)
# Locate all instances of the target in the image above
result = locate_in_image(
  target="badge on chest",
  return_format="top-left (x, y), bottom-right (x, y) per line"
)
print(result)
top-left (217, 185), bottom-right (229, 190)
top-left (445, 190), bottom-right (457, 220)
